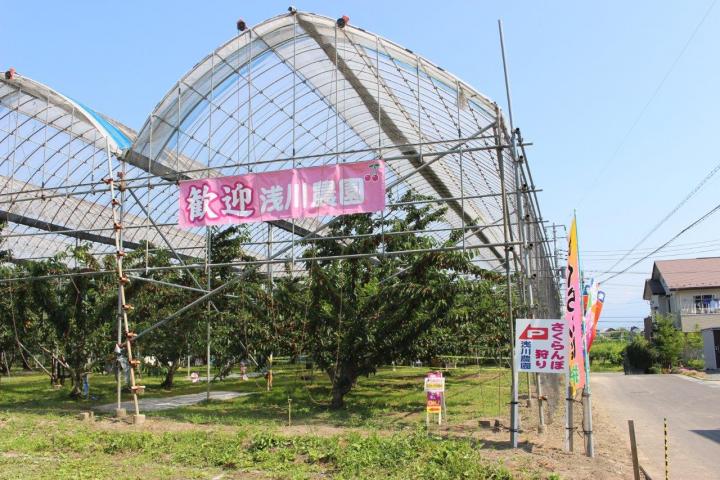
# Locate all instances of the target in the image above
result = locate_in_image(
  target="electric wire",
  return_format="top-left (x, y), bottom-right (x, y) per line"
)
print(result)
top-left (598, 159), bottom-right (720, 273)
top-left (601, 199), bottom-right (720, 282)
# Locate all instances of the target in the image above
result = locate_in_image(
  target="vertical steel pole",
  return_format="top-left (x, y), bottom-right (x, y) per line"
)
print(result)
top-left (291, 11), bottom-right (297, 275)
top-left (206, 227), bottom-right (212, 403)
top-left (116, 272), bottom-right (122, 412)
top-left (206, 54), bottom-right (215, 404)
top-left (576, 216), bottom-right (594, 457)
top-left (498, 20), bottom-right (526, 310)
top-left (117, 176), bottom-right (123, 412)
top-left (567, 385), bottom-right (574, 452)
top-left (536, 373), bottom-right (545, 433)
top-left (497, 16), bottom-right (524, 279)
top-left (553, 221), bottom-right (572, 452)
top-left (267, 223), bottom-right (273, 282)
top-left (495, 111), bottom-right (517, 448)
top-left (499, 20), bottom-right (544, 433)
top-left (120, 163), bottom-right (140, 417)
top-left (247, 28), bottom-right (254, 172)
top-left (115, 146), bottom-right (123, 412)
top-left (176, 84), bottom-right (181, 182)
top-left (583, 386), bottom-right (594, 457)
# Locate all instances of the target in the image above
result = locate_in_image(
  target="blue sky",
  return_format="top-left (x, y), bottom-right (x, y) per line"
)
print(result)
top-left (3, 1), bottom-right (720, 328)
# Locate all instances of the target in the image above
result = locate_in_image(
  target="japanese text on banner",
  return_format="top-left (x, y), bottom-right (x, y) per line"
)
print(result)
top-left (565, 218), bottom-right (585, 391)
top-left (178, 160), bottom-right (386, 228)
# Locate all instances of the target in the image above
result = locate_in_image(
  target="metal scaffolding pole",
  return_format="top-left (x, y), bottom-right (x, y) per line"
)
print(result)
top-left (206, 227), bottom-right (212, 402)
top-left (105, 143), bottom-right (142, 421)
top-left (494, 106), bottom-right (518, 448)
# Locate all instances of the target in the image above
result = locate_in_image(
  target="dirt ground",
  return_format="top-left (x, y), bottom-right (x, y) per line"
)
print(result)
top-left (462, 393), bottom-right (635, 480)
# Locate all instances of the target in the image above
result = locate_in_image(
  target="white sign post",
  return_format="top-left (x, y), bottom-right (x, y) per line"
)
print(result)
top-left (515, 319), bottom-right (568, 374)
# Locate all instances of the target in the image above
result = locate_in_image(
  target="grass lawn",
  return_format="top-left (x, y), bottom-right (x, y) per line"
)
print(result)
top-left (0, 366), bottom-right (559, 479)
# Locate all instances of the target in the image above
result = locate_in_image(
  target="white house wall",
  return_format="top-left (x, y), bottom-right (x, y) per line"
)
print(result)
top-left (701, 329), bottom-right (717, 370)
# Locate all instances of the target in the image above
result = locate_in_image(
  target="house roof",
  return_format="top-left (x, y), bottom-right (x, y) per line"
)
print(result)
top-left (653, 257), bottom-right (720, 290)
top-left (643, 278), bottom-right (666, 300)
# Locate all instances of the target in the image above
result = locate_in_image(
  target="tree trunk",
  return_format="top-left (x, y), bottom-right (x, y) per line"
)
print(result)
top-left (0, 351), bottom-right (9, 375)
top-left (21, 354), bottom-right (32, 371)
top-left (69, 369), bottom-right (83, 398)
top-left (213, 357), bottom-right (236, 382)
top-left (160, 358), bottom-right (181, 389)
top-left (329, 366), bottom-right (356, 409)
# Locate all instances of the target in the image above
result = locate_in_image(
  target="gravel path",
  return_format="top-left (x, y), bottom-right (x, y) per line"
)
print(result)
top-left (94, 391), bottom-right (254, 413)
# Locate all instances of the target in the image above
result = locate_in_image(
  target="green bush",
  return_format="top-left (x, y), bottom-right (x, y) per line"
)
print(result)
top-left (623, 336), bottom-right (656, 373)
top-left (589, 339), bottom-right (624, 366)
top-left (687, 359), bottom-right (705, 371)
top-left (652, 316), bottom-right (683, 369)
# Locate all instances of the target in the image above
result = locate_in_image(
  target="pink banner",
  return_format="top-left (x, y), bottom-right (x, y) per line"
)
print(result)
top-left (178, 160), bottom-right (385, 228)
top-left (566, 218), bottom-right (585, 392)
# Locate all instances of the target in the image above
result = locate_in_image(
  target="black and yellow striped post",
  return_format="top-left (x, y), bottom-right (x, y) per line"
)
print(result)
top-left (664, 417), bottom-right (669, 480)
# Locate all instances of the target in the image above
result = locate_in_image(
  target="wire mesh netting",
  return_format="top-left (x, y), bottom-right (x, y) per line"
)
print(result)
top-left (0, 12), bottom-right (559, 318)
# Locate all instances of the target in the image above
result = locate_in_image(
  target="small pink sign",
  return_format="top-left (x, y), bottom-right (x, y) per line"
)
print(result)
top-left (178, 160), bottom-right (386, 228)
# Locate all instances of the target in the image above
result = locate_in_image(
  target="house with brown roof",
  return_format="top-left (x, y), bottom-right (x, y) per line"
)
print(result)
top-left (643, 257), bottom-right (720, 370)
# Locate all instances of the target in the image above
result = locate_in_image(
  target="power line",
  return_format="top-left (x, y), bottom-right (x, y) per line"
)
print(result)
top-left (586, 247), bottom-right (720, 262)
top-left (578, 0), bottom-right (718, 207)
top-left (598, 159), bottom-right (720, 272)
top-left (582, 238), bottom-right (720, 257)
top-left (601, 200), bottom-right (720, 282)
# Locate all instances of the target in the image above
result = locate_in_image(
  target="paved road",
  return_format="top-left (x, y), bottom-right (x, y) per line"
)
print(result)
top-left (94, 391), bottom-right (254, 413)
top-left (593, 373), bottom-right (720, 479)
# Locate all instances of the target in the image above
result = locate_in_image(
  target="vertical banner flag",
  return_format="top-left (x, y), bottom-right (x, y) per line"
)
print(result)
top-left (178, 160), bottom-right (385, 228)
top-left (515, 319), bottom-right (568, 374)
top-left (585, 282), bottom-right (605, 351)
top-left (566, 218), bottom-right (585, 392)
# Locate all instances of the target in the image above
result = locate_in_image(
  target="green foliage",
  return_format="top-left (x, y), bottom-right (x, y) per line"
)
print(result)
top-left (0, 197), bottom-right (510, 409)
top-left (622, 316), bottom-right (696, 373)
top-left (623, 336), bottom-right (656, 373)
top-left (409, 281), bottom-right (514, 363)
top-left (0, 412), bottom-right (519, 479)
top-left (686, 359), bottom-right (705, 370)
top-left (684, 326), bottom-right (704, 351)
top-left (652, 315), bottom-right (684, 369)
top-left (26, 245), bottom-right (115, 396)
top-left (589, 339), bottom-right (625, 367)
top-left (126, 244), bottom-right (207, 388)
top-left (301, 192), bottom-right (505, 408)
top-left (0, 264), bottom-right (49, 374)
top-left (0, 367), bottom-right (550, 479)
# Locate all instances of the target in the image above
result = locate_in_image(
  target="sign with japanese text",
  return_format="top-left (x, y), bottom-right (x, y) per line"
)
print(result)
top-left (425, 371), bottom-right (444, 414)
top-left (426, 394), bottom-right (442, 413)
top-left (178, 160), bottom-right (386, 228)
top-left (424, 376), bottom-right (445, 393)
top-left (515, 319), bottom-right (568, 374)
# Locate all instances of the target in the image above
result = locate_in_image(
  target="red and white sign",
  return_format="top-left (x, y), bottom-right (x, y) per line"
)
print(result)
top-left (515, 319), bottom-right (568, 374)
top-left (178, 160), bottom-right (386, 228)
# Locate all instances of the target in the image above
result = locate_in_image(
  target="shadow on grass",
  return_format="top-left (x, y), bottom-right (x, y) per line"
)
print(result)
top-left (1, 366), bottom-right (520, 433)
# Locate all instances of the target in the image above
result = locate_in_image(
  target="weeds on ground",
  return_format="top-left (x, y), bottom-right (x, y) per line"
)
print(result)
top-left (0, 412), bottom-right (524, 479)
